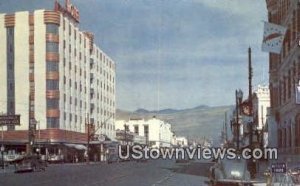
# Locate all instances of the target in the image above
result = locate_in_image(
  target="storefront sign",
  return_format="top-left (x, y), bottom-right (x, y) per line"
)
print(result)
top-left (0, 115), bottom-right (20, 126)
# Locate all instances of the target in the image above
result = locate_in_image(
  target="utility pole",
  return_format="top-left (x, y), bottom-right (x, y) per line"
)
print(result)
top-left (224, 112), bottom-right (228, 143)
top-left (1, 125), bottom-right (4, 170)
top-left (124, 124), bottom-right (127, 145)
top-left (248, 47), bottom-right (253, 148)
top-left (86, 114), bottom-right (90, 164)
top-left (248, 47), bottom-right (257, 179)
top-left (37, 120), bottom-right (40, 157)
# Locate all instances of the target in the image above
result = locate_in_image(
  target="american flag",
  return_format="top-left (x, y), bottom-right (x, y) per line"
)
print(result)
top-left (262, 21), bottom-right (287, 54)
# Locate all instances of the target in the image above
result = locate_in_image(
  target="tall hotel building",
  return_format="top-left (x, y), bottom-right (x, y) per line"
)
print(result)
top-left (266, 0), bottom-right (300, 159)
top-left (0, 1), bottom-right (116, 159)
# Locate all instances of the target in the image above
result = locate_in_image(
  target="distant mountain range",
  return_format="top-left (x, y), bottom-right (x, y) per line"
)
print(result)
top-left (134, 105), bottom-right (210, 114)
top-left (116, 105), bottom-right (233, 145)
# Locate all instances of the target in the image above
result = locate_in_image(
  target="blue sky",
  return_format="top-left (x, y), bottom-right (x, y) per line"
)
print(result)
top-left (0, 0), bottom-right (268, 111)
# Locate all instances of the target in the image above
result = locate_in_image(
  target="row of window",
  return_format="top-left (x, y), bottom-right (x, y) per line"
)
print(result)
top-left (47, 99), bottom-right (59, 109)
top-left (46, 24), bottom-right (59, 34)
top-left (272, 57), bottom-right (300, 107)
top-left (46, 61), bottom-right (59, 71)
top-left (63, 61), bottom-right (115, 86)
top-left (46, 42), bottom-right (59, 53)
top-left (47, 117), bottom-right (59, 128)
top-left (62, 17), bottom-right (115, 74)
top-left (62, 112), bottom-right (115, 130)
top-left (46, 79), bottom-right (59, 90)
top-left (7, 27), bottom-right (15, 131)
top-left (63, 76), bottom-right (115, 96)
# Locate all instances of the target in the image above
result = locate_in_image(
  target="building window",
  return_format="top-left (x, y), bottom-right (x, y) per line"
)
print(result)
top-left (46, 61), bottom-right (58, 71)
top-left (47, 117), bottom-right (59, 128)
top-left (134, 125), bottom-right (139, 135)
top-left (46, 24), bottom-right (58, 34)
top-left (69, 23), bottom-right (71, 35)
top-left (144, 125), bottom-right (149, 137)
top-left (46, 80), bottom-right (59, 90)
top-left (46, 42), bottom-right (59, 53)
top-left (46, 99), bottom-right (59, 109)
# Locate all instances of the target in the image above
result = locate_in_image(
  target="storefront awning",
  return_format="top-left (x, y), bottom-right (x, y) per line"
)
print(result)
top-left (65, 144), bottom-right (87, 151)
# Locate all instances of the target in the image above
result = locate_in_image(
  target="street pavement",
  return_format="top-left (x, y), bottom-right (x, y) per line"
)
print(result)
top-left (0, 159), bottom-right (211, 186)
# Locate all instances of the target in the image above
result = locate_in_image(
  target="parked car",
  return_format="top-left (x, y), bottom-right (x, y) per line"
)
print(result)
top-left (209, 158), bottom-right (257, 186)
top-left (107, 154), bottom-right (119, 164)
top-left (47, 154), bottom-right (64, 163)
top-left (14, 155), bottom-right (46, 173)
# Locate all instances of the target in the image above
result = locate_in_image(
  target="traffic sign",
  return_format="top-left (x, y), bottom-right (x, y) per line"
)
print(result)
top-left (271, 162), bottom-right (286, 173)
top-left (0, 115), bottom-right (20, 126)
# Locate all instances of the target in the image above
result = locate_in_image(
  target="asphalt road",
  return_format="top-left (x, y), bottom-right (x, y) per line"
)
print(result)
top-left (0, 159), bottom-right (212, 186)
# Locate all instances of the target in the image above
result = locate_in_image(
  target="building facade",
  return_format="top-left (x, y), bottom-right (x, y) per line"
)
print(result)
top-left (175, 136), bottom-right (188, 147)
top-left (266, 0), bottom-right (300, 158)
top-left (115, 117), bottom-right (174, 148)
top-left (0, 1), bottom-right (116, 161)
top-left (253, 85), bottom-right (270, 130)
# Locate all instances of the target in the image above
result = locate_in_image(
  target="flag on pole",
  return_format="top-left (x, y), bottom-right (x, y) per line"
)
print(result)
top-left (261, 21), bottom-right (287, 54)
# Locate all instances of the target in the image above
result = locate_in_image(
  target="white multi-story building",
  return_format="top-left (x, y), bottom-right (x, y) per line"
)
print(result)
top-left (116, 117), bottom-right (174, 148)
top-left (175, 136), bottom-right (188, 147)
top-left (253, 85), bottom-right (270, 130)
top-left (0, 0), bottom-right (116, 158)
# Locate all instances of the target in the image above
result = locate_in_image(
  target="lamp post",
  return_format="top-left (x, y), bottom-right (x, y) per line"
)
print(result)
top-left (124, 124), bottom-right (127, 145)
top-left (1, 125), bottom-right (4, 169)
top-left (1, 145), bottom-right (4, 169)
top-left (235, 89), bottom-right (243, 151)
top-left (86, 114), bottom-right (90, 164)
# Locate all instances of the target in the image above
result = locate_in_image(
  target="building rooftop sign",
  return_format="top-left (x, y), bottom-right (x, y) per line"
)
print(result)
top-left (54, 0), bottom-right (79, 23)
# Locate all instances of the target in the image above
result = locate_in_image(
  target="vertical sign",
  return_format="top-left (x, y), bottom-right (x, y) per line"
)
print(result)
top-left (296, 82), bottom-right (300, 104)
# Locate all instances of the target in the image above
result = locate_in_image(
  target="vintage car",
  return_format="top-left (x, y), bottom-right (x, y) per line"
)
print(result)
top-left (14, 155), bottom-right (47, 173)
top-left (47, 154), bottom-right (64, 163)
top-left (209, 158), bottom-right (256, 186)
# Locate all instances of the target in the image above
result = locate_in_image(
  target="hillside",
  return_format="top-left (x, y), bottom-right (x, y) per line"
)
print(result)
top-left (116, 105), bottom-right (233, 144)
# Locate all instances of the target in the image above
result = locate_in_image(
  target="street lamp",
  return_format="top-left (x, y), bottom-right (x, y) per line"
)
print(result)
top-left (1, 145), bottom-right (4, 169)
top-left (235, 89), bottom-right (243, 151)
top-left (124, 124), bottom-right (128, 145)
